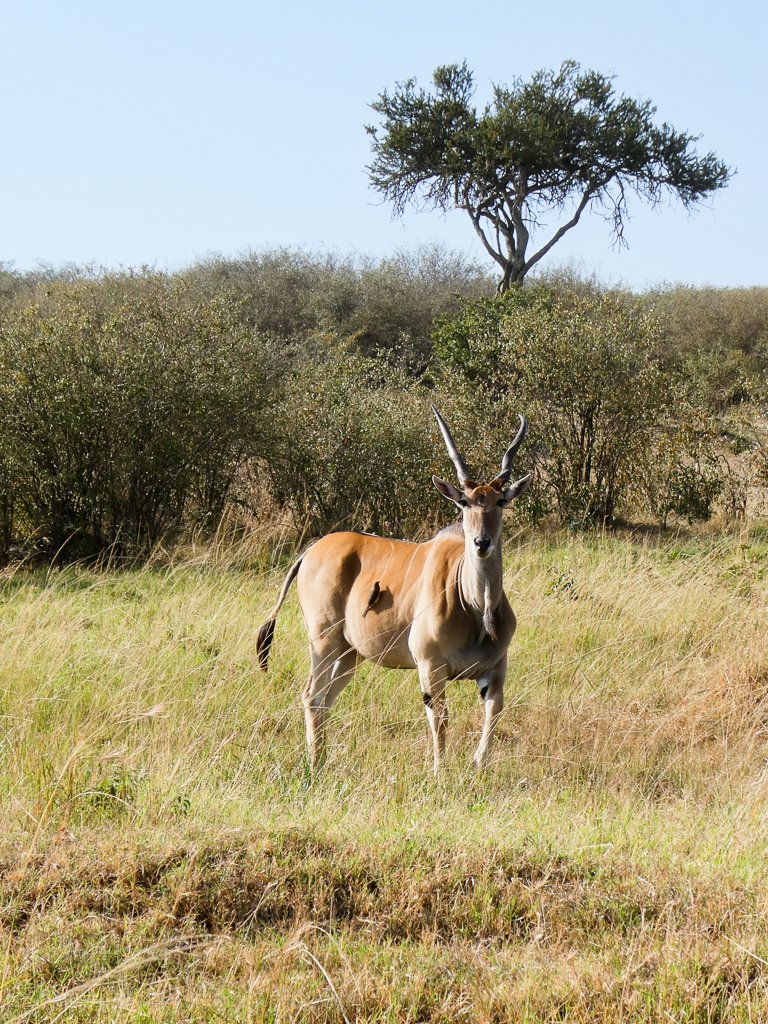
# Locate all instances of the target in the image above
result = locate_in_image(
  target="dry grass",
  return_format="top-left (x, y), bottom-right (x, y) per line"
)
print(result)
top-left (2, 527), bottom-right (768, 1020)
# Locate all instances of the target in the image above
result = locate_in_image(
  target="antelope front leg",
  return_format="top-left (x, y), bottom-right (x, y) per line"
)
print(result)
top-left (417, 663), bottom-right (448, 775)
top-left (474, 662), bottom-right (506, 770)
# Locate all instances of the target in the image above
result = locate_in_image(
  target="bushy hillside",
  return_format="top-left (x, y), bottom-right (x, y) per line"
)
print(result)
top-left (0, 250), bottom-right (767, 563)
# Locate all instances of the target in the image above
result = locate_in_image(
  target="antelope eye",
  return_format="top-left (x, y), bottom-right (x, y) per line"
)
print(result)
top-left (458, 498), bottom-right (469, 508)
top-left (497, 498), bottom-right (508, 508)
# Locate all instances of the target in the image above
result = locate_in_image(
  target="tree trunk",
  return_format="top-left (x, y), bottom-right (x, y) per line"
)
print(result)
top-left (496, 259), bottom-right (527, 294)
top-left (0, 492), bottom-right (11, 564)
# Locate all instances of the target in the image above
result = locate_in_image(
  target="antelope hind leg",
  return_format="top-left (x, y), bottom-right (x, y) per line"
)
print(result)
top-left (417, 663), bottom-right (449, 776)
top-left (303, 644), bottom-right (357, 771)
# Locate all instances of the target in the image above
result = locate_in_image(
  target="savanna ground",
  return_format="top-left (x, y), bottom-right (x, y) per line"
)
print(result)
top-left (2, 527), bottom-right (768, 1022)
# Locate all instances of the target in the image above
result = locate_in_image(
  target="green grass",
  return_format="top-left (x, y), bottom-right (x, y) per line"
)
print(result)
top-left (2, 528), bottom-right (768, 1020)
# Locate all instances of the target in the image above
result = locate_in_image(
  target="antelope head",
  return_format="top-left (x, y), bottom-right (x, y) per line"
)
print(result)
top-left (431, 405), bottom-right (531, 560)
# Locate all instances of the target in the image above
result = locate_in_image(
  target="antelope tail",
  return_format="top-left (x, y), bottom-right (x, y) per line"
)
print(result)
top-left (256, 554), bottom-right (304, 671)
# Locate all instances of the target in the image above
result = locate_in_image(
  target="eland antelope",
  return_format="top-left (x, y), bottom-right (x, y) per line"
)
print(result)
top-left (256, 407), bottom-right (531, 773)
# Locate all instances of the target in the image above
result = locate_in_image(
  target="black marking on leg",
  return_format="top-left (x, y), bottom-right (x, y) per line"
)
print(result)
top-left (479, 685), bottom-right (488, 701)
top-left (422, 692), bottom-right (433, 708)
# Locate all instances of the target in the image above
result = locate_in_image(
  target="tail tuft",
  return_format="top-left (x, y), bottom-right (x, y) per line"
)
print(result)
top-left (256, 551), bottom-right (305, 672)
top-left (256, 617), bottom-right (277, 671)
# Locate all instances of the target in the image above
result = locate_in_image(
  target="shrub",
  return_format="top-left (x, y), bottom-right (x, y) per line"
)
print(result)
top-left (264, 347), bottom-right (441, 538)
top-left (0, 275), bottom-right (273, 555)
top-left (187, 245), bottom-right (492, 371)
top-left (433, 285), bottom-right (686, 525)
top-left (641, 445), bottom-right (723, 526)
top-left (642, 285), bottom-right (768, 410)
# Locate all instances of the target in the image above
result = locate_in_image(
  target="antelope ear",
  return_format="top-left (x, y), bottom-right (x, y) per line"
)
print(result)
top-left (501, 472), bottom-right (532, 503)
top-left (432, 475), bottom-right (465, 505)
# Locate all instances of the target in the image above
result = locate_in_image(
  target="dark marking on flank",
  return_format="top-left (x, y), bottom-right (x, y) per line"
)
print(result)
top-left (479, 685), bottom-right (488, 701)
top-left (362, 581), bottom-right (382, 617)
top-left (422, 692), bottom-right (433, 708)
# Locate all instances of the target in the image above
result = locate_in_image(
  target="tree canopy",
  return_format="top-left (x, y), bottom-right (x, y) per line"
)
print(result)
top-left (367, 62), bottom-right (732, 291)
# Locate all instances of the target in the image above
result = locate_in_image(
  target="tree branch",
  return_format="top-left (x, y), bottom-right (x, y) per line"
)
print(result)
top-left (465, 205), bottom-right (508, 270)
top-left (522, 188), bottom-right (597, 275)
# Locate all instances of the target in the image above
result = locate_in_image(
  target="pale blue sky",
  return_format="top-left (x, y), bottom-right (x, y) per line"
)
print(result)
top-left (2, 0), bottom-right (764, 288)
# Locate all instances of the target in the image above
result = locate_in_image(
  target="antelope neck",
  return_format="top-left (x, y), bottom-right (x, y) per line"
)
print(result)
top-left (458, 541), bottom-right (504, 618)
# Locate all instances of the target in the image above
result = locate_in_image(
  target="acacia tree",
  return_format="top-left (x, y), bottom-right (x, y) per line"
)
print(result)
top-left (367, 62), bottom-right (731, 291)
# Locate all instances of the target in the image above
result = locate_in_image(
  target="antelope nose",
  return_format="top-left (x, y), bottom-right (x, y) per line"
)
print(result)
top-left (474, 536), bottom-right (491, 554)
